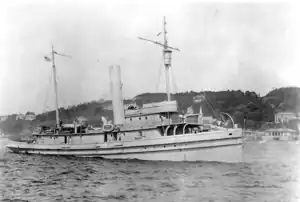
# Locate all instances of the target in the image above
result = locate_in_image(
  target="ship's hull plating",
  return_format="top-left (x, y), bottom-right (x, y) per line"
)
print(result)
top-left (6, 130), bottom-right (243, 163)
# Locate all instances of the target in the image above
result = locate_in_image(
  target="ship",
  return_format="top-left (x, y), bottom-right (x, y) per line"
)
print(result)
top-left (5, 17), bottom-right (244, 163)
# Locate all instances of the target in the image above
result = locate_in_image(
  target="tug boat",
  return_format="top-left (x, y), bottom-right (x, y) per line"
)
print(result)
top-left (6, 17), bottom-right (243, 162)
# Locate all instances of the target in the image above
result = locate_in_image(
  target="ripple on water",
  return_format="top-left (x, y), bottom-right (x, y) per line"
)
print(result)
top-left (1, 142), bottom-right (300, 201)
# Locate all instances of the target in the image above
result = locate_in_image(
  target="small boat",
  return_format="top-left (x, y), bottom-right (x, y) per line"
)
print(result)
top-left (6, 17), bottom-right (243, 163)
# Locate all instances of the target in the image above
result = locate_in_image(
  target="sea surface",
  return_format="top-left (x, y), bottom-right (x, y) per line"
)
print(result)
top-left (1, 139), bottom-right (300, 202)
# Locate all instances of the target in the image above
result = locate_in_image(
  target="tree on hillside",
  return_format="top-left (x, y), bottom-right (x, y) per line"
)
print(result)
top-left (25, 111), bottom-right (35, 116)
top-left (94, 106), bottom-right (103, 115)
top-left (2, 87), bottom-right (299, 134)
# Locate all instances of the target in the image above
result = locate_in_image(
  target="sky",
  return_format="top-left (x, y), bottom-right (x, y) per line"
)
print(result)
top-left (0, 0), bottom-right (300, 115)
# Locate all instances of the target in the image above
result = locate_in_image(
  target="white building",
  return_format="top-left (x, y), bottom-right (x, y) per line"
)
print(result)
top-left (274, 111), bottom-right (300, 123)
top-left (16, 114), bottom-right (25, 120)
top-left (0, 115), bottom-right (8, 122)
top-left (263, 128), bottom-right (297, 141)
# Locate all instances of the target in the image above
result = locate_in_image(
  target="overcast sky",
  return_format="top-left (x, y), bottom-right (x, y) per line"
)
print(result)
top-left (0, 1), bottom-right (300, 115)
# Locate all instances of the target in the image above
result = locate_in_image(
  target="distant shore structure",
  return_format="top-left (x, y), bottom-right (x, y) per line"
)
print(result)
top-left (262, 128), bottom-right (298, 141)
top-left (274, 111), bottom-right (300, 123)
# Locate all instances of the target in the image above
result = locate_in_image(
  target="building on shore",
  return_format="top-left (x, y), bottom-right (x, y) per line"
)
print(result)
top-left (0, 115), bottom-right (8, 122)
top-left (16, 114), bottom-right (25, 120)
top-left (274, 111), bottom-right (300, 123)
top-left (262, 128), bottom-right (298, 141)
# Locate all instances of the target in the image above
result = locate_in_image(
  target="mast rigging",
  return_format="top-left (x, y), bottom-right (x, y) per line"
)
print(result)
top-left (45, 45), bottom-right (72, 127)
top-left (138, 16), bottom-right (180, 101)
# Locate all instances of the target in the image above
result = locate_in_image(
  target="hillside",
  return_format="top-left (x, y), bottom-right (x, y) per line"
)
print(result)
top-left (264, 87), bottom-right (300, 112)
top-left (1, 87), bottom-right (300, 135)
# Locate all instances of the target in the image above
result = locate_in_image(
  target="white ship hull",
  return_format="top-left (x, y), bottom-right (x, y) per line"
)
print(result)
top-left (6, 129), bottom-right (243, 163)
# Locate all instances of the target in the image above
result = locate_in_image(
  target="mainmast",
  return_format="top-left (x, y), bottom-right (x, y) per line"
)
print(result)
top-left (138, 16), bottom-right (180, 102)
top-left (163, 16), bottom-right (171, 101)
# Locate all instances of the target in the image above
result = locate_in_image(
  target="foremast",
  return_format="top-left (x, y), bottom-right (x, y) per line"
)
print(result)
top-left (51, 45), bottom-right (60, 126)
top-left (45, 46), bottom-right (71, 128)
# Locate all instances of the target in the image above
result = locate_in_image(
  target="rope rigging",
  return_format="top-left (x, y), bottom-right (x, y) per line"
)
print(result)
top-left (170, 65), bottom-right (178, 94)
top-left (42, 45), bottom-right (72, 126)
top-left (43, 67), bottom-right (53, 113)
top-left (155, 53), bottom-right (178, 95)
top-left (155, 54), bottom-right (164, 92)
top-left (207, 97), bottom-right (226, 122)
top-left (139, 16), bottom-right (179, 102)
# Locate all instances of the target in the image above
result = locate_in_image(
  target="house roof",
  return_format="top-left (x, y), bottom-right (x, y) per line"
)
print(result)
top-left (265, 128), bottom-right (296, 133)
top-left (275, 111), bottom-right (300, 115)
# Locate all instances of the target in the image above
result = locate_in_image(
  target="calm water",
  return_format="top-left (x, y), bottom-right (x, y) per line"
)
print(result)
top-left (1, 140), bottom-right (300, 202)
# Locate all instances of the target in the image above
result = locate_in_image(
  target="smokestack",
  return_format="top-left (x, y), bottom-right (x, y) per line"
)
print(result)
top-left (109, 65), bottom-right (125, 125)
